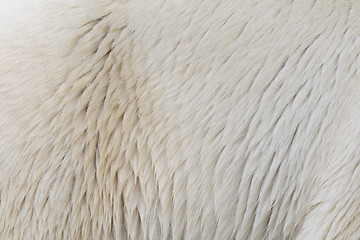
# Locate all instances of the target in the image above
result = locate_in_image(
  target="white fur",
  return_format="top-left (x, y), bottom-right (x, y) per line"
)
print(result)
top-left (1, 0), bottom-right (360, 239)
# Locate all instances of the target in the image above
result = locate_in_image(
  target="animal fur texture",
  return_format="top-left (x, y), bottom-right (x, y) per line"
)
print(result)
top-left (0, 0), bottom-right (360, 239)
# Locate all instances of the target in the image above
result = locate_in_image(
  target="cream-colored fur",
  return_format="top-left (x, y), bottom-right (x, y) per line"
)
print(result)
top-left (1, 0), bottom-right (360, 239)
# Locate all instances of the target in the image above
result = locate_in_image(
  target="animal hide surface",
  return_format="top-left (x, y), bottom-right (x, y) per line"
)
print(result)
top-left (0, 0), bottom-right (360, 239)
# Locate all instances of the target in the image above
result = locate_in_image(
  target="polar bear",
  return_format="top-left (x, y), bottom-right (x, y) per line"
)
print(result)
top-left (0, 0), bottom-right (359, 239)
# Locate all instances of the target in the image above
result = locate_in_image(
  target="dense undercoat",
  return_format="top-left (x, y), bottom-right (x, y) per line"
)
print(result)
top-left (0, 0), bottom-right (360, 239)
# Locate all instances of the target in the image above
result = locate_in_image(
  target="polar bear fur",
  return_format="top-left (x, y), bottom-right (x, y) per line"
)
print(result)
top-left (0, 0), bottom-right (360, 239)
